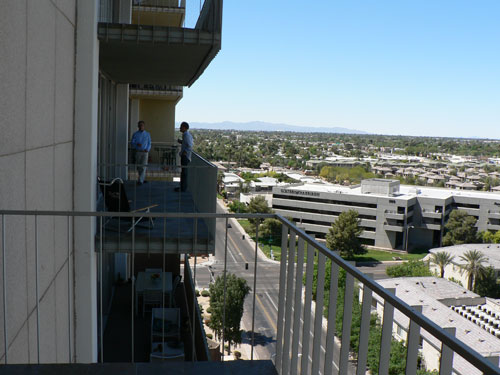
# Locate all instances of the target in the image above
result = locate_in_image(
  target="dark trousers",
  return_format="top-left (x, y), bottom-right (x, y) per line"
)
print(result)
top-left (180, 155), bottom-right (190, 192)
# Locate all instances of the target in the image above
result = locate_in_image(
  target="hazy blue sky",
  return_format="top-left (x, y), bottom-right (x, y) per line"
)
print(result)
top-left (178, 1), bottom-right (500, 138)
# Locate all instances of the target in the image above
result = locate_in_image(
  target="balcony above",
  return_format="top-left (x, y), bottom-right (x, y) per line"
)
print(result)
top-left (98, 0), bottom-right (222, 86)
top-left (129, 84), bottom-right (183, 101)
top-left (132, 0), bottom-right (186, 27)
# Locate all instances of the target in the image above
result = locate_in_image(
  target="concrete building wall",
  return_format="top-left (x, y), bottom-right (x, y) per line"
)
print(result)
top-left (0, 0), bottom-right (76, 363)
top-left (138, 99), bottom-right (176, 143)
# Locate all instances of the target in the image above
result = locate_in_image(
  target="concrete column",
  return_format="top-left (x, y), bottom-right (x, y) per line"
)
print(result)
top-left (74, 0), bottom-right (99, 363)
top-left (115, 84), bottom-right (129, 179)
top-left (118, 0), bottom-right (132, 23)
top-left (129, 98), bottom-right (140, 139)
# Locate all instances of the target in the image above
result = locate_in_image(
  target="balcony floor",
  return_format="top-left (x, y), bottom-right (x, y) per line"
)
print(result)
top-left (96, 181), bottom-right (212, 254)
top-left (1, 361), bottom-right (278, 375)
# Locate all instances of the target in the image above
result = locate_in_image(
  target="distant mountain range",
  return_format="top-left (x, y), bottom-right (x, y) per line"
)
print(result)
top-left (186, 121), bottom-right (367, 134)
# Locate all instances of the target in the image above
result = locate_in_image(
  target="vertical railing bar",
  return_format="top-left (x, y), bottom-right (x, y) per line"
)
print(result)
top-left (300, 239), bottom-right (315, 375)
top-left (192, 219), bottom-right (198, 362)
top-left (99, 216), bottom-right (104, 362)
top-left (67, 216), bottom-right (72, 362)
top-left (281, 230), bottom-right (296, 375)
top-left (275, 224), bottom-right (289, 373)
top-left (35, 215), bottom-right (40, 364)
top-left (222, 217), bottom-right (229, 362)
top-left (311, 251), bottom-right (326, 375)
top-left (162, 217), bottom-right (167, 354)
top-left (405, 305), bottom-right (422, 375)
top-left (2, 215), bottom-right (7, 364)
top-left (251, 221), bottom-right (259, 361)
top-left (339, 273), bottom-right (354, 374)
top-left (131, 222), bottom-right (135, 363)
top-left (324, 261), bottom-right (340, 375)
top-left (439, 327), bottom-right (455, 375)
top-left (290, 237), bottom-right (305, 375)
top-left (356, 284), bottom-right (373, 375)
top-left (379, 293), bottom-right (396, 375)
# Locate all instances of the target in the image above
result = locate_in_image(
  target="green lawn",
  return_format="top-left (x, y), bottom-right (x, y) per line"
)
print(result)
top-left (236, 220), bottom-right (428, 263)
top-left (352, 249), bottom-right (427, 263)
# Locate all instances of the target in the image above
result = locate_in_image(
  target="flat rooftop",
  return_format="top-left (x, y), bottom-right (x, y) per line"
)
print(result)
top-left (429, 244), bottom-right (500, 270)
top-left (375, 277), bottom-right (500, 375)
top-left (274, 181), bottom-right (500, 201)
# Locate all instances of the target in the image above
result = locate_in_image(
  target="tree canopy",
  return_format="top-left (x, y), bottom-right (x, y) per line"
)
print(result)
top-left (326, 210), bottom-right (366, 258)
top-left (430, 251), bottom-right (454, 278)
top-left (442, 210), bottom-right (479, 246)
top-left (208, 273), bottom-right (251, 354)
top-left (459, 249), bottom-right (487, 290)
top-left (247, 195), bottom-right (272, 230)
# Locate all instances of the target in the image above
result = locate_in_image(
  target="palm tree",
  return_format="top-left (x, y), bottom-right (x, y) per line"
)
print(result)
top-left (459, 250), bottom-right (487, 291)
top-left (430, 251), bottom-right (454, 278)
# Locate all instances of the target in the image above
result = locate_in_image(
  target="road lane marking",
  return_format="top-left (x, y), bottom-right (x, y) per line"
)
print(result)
top-left (255, 293), bottom-right (277, 331)
top-left (228, 231), bottom-right (249, 263)
top-left (265, 291), bottom-right (279, 311)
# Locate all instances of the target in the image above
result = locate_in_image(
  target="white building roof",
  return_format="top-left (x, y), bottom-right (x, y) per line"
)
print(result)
top-left (429, 244), bottom-right (500, 271)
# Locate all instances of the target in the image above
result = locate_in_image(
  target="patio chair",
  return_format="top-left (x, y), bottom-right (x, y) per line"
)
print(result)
top-left (143, 289), bottom-right (164, 317)
top-left (98, 177), bottom-right (158, 232)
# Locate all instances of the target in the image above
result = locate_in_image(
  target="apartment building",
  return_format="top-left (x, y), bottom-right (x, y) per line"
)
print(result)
top-left (272, 178), bottom-right (500, 250)
top-left (0, 0), bottom-right (221, 364)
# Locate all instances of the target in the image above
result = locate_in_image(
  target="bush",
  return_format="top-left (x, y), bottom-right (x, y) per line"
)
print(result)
top-left (206, 333), bottom-right (213, 339)
top-left (195, 289), bottom-right (200, 297)
top-left (386, 260), bottom-right (432, 277)
top-left (206, 307), bottom-right (212, 314)
top-left (233, 350), bottom-right (242, 360)
top-left (201, 290), bottom-right (210, 297)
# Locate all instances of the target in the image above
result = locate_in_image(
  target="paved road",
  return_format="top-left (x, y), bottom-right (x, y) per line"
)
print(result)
top-left (193, 202), bottom-right (355, 374)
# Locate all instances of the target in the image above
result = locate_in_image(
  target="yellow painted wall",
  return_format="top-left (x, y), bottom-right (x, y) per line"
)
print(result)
top-left (139, 99), bottom-right (176, 143)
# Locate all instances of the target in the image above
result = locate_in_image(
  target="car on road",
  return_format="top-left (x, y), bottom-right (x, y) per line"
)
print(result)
top-left (226, 223), bottom-right (232, 228)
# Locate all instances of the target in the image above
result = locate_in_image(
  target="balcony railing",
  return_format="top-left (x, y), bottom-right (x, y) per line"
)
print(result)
top-left (0, 210), bottom-right (499, 374)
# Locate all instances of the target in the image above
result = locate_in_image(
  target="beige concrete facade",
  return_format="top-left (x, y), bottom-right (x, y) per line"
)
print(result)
top-left (0, 0), bottom-right (76, 363)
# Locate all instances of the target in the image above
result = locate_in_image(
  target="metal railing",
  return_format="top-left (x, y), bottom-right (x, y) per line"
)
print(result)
top-left (0, 210), bottom-right (499, 374)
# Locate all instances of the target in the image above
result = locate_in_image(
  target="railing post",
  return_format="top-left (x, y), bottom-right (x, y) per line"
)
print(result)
top-left (357, 280), bottom-right (373, 375)
top-left (275, 224), bottom-right (289, 373)
top-left (379, 288), bottom-right (396, 375)
top-left (35, 215), bottom-right (40, 363)
top-left (439, 327), bottom-right (456, 375)
top-left (405, 305), bottom-right (422, 375)
top-left (222, 217), bottom-right (229, 361)
top-left (99, 216), bottom-right (104, 362)
top-left (192, 219), bottom-right (198, 362)
top-left (251, 221), bottom-right (259, 361)
top-left (1, 215), bottom-right (7, 364)
top-left (311, 251), bottom-right (326, 375)
top-left (339, 272), bottom-right (355, 374)
top-left (324, 261), bottom-right (340, 375)
top-left (281, 230), bottom-right (296, 375)
top-left (300, 240), bottom-right (316, 375)
top-left (290, 237), bottom-right (305, 375)
top-left (67, 216), bottom-right (72, 362)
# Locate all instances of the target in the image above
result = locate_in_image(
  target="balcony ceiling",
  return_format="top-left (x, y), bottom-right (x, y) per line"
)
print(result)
top-left (98, 24), bottom-right (221, 86)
